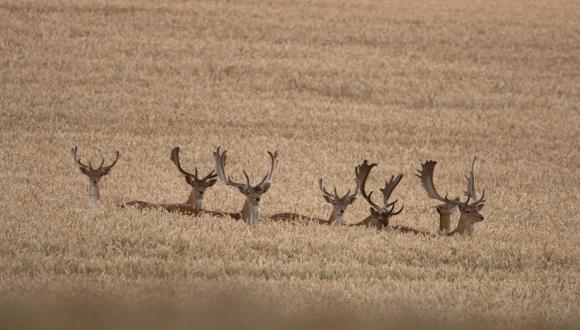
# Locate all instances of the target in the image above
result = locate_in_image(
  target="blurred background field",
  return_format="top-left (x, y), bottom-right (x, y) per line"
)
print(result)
top-left (0, 0), bottom-right (578, 328)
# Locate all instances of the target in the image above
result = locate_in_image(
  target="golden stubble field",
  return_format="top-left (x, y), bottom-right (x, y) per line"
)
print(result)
top-left (0, 0), bottom-right (579, 328)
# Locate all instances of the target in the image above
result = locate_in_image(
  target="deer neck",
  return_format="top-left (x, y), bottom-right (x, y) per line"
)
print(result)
top-left (329, 208), bottom-right (344, 225)
top-left (453, 214), bottom-right (475, 236)
top-left (439, 213), bottom-right (453, 234)
top-left (241, 198), bottom-right (260, 225)
top-left (89, 181), bottom-right (100, 205)
top-left (186, 189), bottom-right (203, 209)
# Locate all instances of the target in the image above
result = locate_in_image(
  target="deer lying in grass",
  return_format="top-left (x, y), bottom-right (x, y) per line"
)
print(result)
top-left (353, 160), bottom-right (426, 234)
top-left (71, 146), bottom-right (119, 205)
top-left (416, 158), bottom-right (486, 236)
top-left (213, 146), bottom-right (279, 224)
top-left (270, 178), bottom-right (358, 225)
top-left (123, 147), bottom-right (221, 215)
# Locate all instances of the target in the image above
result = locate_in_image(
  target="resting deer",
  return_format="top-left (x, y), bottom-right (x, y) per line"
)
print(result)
top-left (123, 147), bottom-right (219, 215)
top-left (270, 178), bottom-right (358, 225)
top-left (213, 146), bottom-right (279, 225)
top-left (71, 146), bottom-right (119, 205)
top-left (416, 158), bottom-right (486, 236)
top-left (353, 160), bottom-right (425, 234)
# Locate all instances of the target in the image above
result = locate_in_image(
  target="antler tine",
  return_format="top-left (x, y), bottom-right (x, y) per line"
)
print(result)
top-left (96, 158), bottom-right (105, 170)
top-left (101, 151), bottom-right (120, 174)
top-left (415, 160), bottom-right (452, 204)
top-left (356, 160), bottom-right (381, 211)
top-left (242, 170), bottom-right (252, 187)
top-left (341, 188), bottom-right (351, 200)
top-left (473, 189), bottom-right (486, 205)
top-left (380, 174), bottom-right (403, 209)
top-left (318, 178), bottom-right (335, 200)
top-left (386, 199), bottom-right (399, 208)
top-left (71, 146), bottom-right (89, 170)
top-left (171, 147), bottom-right (195, 177)
top-left (390, 204), bottom-right (404, 216)
top-left (202, 169), bottom-right (218, 181)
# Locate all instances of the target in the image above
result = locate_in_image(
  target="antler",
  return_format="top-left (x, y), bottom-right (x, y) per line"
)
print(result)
top-left (340, 185), bottom-right (358, 200)
top-left (318, 178), bottom-right (335, 201)
top-left (415, 160), bottom-right (455, 204)
top-left (464, 157), bottom-right (485, 205)
top-left (256, 151), bottom-right (279, 190)
top-left (355, 160), bottom-right (382, 211)
top-left (71, 146), bottom-right (89, 171)
top-left (171, 147), bottom-right (218, 182)
top-left (318, 177), bottom-right (357, 203)
top-left (71, 146), bottom-right (119, 175)
top-left (380, 174), bottom-right (404, 215)
top-left (171, 147), bottom-right (194, 177)
top-left (213, 146), bottom-right (248, 189)
top-left (100, 151), bottom-right (119, 175)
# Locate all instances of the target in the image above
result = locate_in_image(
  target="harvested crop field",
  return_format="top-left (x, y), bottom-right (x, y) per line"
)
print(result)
top-left (1, 0), bottom-right (579, 329)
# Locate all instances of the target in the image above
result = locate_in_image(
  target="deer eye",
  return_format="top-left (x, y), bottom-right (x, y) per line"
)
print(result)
top-left (465, 210), bottom-right (470, 213)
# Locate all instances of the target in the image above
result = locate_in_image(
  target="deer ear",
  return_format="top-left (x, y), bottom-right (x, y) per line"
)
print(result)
top-left (206, 179), bottom-right (217, 187)
top-left (477, 204), bottom-right (485, 210)
top-left (323, 195), bottom-right (334, 204)
top-left (185, 176), bottom-right (195, 186)
top-left (258, 182), bottom-right (272, 194)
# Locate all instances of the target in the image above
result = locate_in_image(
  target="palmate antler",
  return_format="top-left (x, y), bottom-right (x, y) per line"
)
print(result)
top-left (415, 160), bottom-right (449, 203)
top-left (355, 160), bottom-right (381, 210)
top-left (356, 160), bottom-right (403, 215)
top-left (415, 159), bottom-right (484, 207)
top-left (171, 147), bottom-right (218, 183)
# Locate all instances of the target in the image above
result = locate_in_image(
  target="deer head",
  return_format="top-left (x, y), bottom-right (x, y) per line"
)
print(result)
top-left (459, 157), bottom-right (486, 222)
top-left (318, 177), bottom-right (357, 225)
top-left (416, 158), bottom-right (486, 234)
top-left (213, 146), bottom-right (279, 224)
top-left (355, 160), bottom-right (404, 227)
top-left (170, 147), bottom-right (218, 208)
top-left (71, 146), bottom-right (119, 204)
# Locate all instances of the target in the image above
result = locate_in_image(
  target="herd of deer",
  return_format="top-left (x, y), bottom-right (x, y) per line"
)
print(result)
top-left (71, 145), bottom-right (486, 236)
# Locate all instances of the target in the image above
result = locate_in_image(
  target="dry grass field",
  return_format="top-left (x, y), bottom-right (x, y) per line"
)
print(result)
top-left (1, 0), bottom-right (579, 328)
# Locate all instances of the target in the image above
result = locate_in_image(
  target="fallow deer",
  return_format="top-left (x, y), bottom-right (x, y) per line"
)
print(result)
top-left (416, 158), bottom-right (486, 236)
top-left (353, 160), bottom-right (425, 234)
top-left (123, 147), bottom-right (219, 215)
top-left (71, 146), bottom-right (119, 205)
top-left (213, 146), bottom-right (279, 224)
top-left (270, 178), bottom-right (358, 225)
